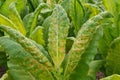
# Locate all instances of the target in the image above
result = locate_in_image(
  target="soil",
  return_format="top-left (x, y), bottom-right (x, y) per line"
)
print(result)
top-left (0, 66), bottom-right (6, 78)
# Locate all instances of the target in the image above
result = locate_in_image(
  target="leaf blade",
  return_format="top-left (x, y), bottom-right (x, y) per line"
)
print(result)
top-left (106, 37), bottom-right (120, 75)
top-left (0, 37), bottom-right (54, 80)
top-left (64, 12), bottom-right (112, 79)
top-left (43, 4), bottom-right (70, 69)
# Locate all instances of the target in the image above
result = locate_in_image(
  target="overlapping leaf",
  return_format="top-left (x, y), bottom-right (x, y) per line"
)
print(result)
top-left (23, 3), bottom-right (49, 37)
top-left (64, 12), bottom-right (112, 79)
top-left (8, 3), bottom-right (26, 35)
top-left (103, 0), bottom-right (120, 36)
top-left (0, 0), bottom-right (27, 16)
top-left (0, 37), bottom-right (53, 80)
top-left (0, 25), bottom-right (52, 66)
top-left (70, 0), bottom-right (85, 34)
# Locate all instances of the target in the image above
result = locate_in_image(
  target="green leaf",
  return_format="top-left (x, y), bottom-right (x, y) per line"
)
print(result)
top-left (98, 23), bottom-right (114, 58)
top-left (100, 74), bottom-right (120, 80)
top-left (0, 37), bottom-right (54, 80)
top-left (70, 0), bottom-right (85, 34)
top-left (43, 4), bottom-right (70, 69)
top-left (102, 0), bottom-right (119, 15)
top-left (64, 12), bottom-right (112, 79)
top-left (28, 0), bottom-right (39, 9)
top-left (0, 0), bottom-right (27, 16)
top-left (23, 13), bottom-right (32, 30)
top-left (30, 26), bottom-right (45, 46)
top-left (61, 0), bottom-right (70, 13)
top-left (20, 5), bottom-right (29, 19)
top-left (65, 37), bottom-right (74, 53)
top-left (24, 3), bottom-right (49, 37)
top-left (106, 37), bottom-right (120, 76)
top-left (0, 14), bottom-right (17, 29)
top-left (0, 0), bottom-right (5, 7)
top-left (40, 8), bottom-right (52, 18)
top-left (88, 60), bottom-right (104, 80)
top-left (84, 3), bottom-right (101, 18)
top-left (8, 2), bottom-right (26, 35)
top-left (103, 0), bottom-right (120, 36)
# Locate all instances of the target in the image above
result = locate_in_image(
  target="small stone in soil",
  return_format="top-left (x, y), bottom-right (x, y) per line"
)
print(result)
top-left (96, 72), bottom-right (105, 80)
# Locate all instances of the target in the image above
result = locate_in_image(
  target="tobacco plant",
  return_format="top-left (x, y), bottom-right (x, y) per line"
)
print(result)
top-left (0, 0), bottom-right (120, 80)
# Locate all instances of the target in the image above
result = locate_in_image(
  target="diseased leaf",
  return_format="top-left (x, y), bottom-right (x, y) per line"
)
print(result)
top-left (69, 26), bottom-right (103, 80)
top-left (64, 12), bottom-right (112, 79)
top-left (0, 25), bottom-right (52, 66)
top-left (43, 4), bottom-right (70, 69)
top-left (0, 37), bottom-right (54, 80)
top-left (31, 40), bottom-right (54, 65)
